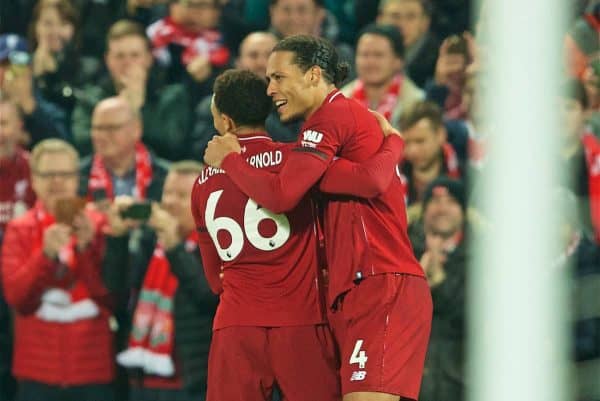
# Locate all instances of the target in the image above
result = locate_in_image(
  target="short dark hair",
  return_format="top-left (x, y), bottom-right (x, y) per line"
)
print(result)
top-left (399, 101), bottom-right (443, 131)
top-left (358, 24), bottom-right (405, 59)
top-left (272, 35), bottom-right (349, 87)
top-left (378, 0), bottom-right (433, 17)
top-left (562, 79), bottom-right (589, 109)
top-left (270, 0), bottom-right (324, 7)
top-left (213, 69), bottom-right (272, 127)
top-left (107, 20), bottom-right (151, 52)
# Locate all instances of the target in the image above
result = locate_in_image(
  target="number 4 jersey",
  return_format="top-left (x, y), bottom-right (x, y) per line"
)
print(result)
top-left (191, 133), bottom-right (326, 330)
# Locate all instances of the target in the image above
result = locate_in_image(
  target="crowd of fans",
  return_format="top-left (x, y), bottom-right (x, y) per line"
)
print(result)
top-left (0, 0), bottom-right (598, 400)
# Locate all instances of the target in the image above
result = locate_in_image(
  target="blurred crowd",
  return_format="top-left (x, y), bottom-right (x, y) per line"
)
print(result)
top-left (0, 0), bottom-right (598, 400)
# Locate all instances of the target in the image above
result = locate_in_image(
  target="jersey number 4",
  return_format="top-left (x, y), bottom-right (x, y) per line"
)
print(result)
top-left (205, 190), bottom-right (291, 261)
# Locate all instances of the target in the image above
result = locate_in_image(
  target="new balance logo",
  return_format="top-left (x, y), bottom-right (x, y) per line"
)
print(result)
top-left (350, 371), bottom-right (367, 381)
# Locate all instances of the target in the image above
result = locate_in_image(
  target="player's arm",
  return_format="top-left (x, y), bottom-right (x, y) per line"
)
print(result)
top-left (220, 150), bottom-right (329, 213)
top-left (191, 183), bottom-right (223, 294)
top-left (319, 134), bottom-right (404, 198)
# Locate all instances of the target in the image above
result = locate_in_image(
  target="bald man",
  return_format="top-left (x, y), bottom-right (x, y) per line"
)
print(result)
top-left (235, 32), bottom-right (278, 77)
top-left (79, 96), bottom-right (170, 203)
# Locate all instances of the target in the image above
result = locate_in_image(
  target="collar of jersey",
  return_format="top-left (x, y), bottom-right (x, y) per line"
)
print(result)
top-left (237, 132), bottom-right (272, 142)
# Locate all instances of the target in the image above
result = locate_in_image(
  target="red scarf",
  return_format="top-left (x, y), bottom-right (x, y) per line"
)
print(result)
top-left (148, 16), bottom-right (230, 67)
top-left (399, 143), bottom-right (461, 201)
top-left (351, 74), bottom-right (403, 121)
top-left (581, 131), bottom-right (600, 242)
top-left (117, 231), bottom-right (199, 377)
top-left (88, 143), bottom-right (153, 200)
top-left (33, 204), bottom-right (98, 322)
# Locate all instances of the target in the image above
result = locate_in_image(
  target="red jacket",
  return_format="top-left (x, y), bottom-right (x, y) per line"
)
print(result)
top-left (1, 203), bottom-right (115, 386)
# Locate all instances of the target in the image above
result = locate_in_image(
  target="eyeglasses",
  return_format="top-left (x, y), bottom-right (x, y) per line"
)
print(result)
top-left (33, 170), bottom-right (79, 179)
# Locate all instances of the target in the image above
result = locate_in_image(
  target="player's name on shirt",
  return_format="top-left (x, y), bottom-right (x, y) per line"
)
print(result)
top-left (199, 150), bottom-right (284, 185)
top-left (246, 150), bottom-right (283, 169)
top-left (198, 166), bottom-right (226, 185)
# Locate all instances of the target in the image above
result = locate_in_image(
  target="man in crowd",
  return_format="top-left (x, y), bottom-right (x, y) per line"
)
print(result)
top-left (398, 100), bottom-right (463, 217)
top-left (0, 97), bottom-right (36, 401)
top-left (204, 35), bottom-right (431, 401)
top-left (341, 24), bottom-right (424, 130)
top-left (269, 0), bottom-right (354, 78)
top-left (79, 96), bottom-right (169, 204)
top-left (409, 177), bottom-right (470, 401)
top-left (377, 0), bottom-right (439, 88)
top-left (0, 34), bottom-right (69, 146)
top-left (1, 139), bottom-right (115, 401)
top-left (103, 161), bottom-right (218, 401)
top-left (147, 0), bottom-right (231, 101)
top-left (72, 20), bottom-right (192, 160)
top-left (193, 31), bottom-right (300, 158)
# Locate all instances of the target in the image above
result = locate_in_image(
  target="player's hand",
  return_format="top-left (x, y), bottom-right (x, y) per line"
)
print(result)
top-left (370, 110), bottom-right (402, 138)
top-left (204, 133), bottom-right (241, 168)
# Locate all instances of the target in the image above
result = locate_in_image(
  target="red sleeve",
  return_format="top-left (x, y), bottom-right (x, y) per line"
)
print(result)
top-left (1, 223), bottom-right (57, 314)
top-left (221, 149), bottom-right (329, 214)
top-left (191, 181), bottom-right (223, 294)
top-left (319, 135), bottom-right (404, 198)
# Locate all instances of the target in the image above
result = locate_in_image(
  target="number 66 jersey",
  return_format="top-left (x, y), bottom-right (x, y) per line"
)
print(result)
top-left (191, 133), bottom-right (326, 330)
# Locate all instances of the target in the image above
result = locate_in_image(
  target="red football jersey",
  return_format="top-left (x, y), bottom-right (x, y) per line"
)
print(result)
top-left (191, 134), bottom-right (325, 330)
top-left (297, 90), bottom-right (424, 303)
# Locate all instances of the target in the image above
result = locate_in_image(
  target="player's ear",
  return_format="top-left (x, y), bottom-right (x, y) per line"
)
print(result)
top-left (308, 66), bottom-right (321, 86)
top-left (223, 114), bottom-right (236, 133)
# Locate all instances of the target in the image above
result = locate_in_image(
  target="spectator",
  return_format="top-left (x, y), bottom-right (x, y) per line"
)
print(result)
top-left (71, 20), bottom-right (193, 160)
top-left (103, 161), bottom-right (217, 401)
top-left (551, 188), bottom-right (600, 401)
top-left (398, 101), bottom-right (463, 213)
top-left (1, 139), bottom-right (115, 401)
top-left (408, 177), bottom-right (470, 401)
top-left (377, 0), bottom-right (439, 88)
top-left (0, 33), bottom-right (69, 146)
top-left (79, 97), bottom-right (169, 204)
top-left (147, 0), bottom-right (231, 100)
top-left (0, 98), bottom-right (36, 243)
top-left (269, 0), bottom-right (355, 78)
top-left (426, 32), bottom-right (479, 119)
top-left (559, 79), bottom-right (600, 241)
top-left (29, 0), bottom-right (99, 122)
top-left (341, 24), bottom-right (424, 129)
top-left (444, 75), bottom-right (487, 172)
top-left (565, 2), bottom-right (599, 81)
top-left (193, 32), bottom-right (301, 158)
top-left (0, 97), bottom-right (32, 401)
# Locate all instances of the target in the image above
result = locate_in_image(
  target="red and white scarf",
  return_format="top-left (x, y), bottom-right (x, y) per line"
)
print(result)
top-left (148, 16), bottom-right (230, 67)
top-left (351, 74), bottom-right (403, 122)
top-left (88, 142), bottom-right (153, 200)
top-left (34, 204), bottom-right (99, 323)
top-left (581, 131), bottom-right (600, 243)
top-left (117, 232), bottom-right (199, 377)
top-left (399, 143), bottom-right (461, 199)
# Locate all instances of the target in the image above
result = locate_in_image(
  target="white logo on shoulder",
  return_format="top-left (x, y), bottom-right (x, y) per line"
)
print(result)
top-left (301, 130), bottom-right (323, 148)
